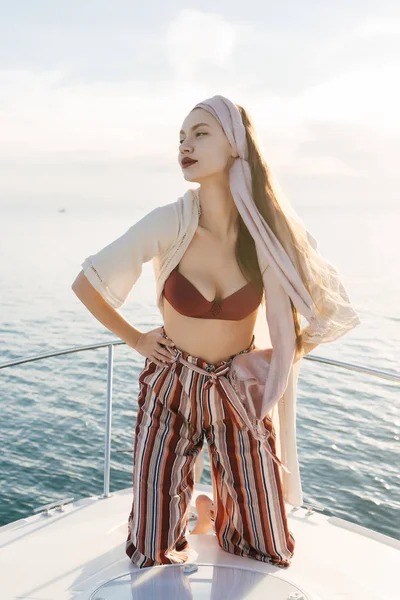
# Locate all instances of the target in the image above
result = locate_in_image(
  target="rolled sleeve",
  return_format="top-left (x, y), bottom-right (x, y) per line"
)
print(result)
top-left (301, 229), bottom-right (361, 344)
top-left (80, 203), bottom-right (178, 309)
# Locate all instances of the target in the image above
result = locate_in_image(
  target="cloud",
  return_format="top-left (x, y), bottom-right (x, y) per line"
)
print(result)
top-left (354, 17), bottom-right (400, 37)
top-left (0, 8), bottom-right (398, 206)
top-left (165, 9), bottom-right (239, 79)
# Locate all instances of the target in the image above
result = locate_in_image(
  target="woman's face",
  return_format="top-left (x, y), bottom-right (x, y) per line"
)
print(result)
top-left (178, 108), bottom-right (237, 183)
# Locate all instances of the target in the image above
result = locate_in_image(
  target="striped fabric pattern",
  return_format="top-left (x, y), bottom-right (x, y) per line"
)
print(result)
top-left (125, 339), bottom-right (295, 569)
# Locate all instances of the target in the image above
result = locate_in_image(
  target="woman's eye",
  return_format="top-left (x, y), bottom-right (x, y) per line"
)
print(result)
top-left (179, 132), bottom-right (207, 144)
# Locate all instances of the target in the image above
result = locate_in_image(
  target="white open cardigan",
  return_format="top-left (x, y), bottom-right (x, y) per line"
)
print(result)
top-left (81, 187), bottom-right (315, 507)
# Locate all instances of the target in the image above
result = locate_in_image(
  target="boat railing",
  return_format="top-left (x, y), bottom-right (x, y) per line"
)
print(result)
top-left (1, 340), bottom-right (399, 515)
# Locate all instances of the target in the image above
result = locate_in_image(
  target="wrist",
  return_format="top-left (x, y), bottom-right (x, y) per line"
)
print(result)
top-left (130, 330), bottom-right (143, 350)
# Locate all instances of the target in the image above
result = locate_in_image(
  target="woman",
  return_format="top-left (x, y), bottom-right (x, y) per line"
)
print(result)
top-left (73, 95), bottom-right (360, 570)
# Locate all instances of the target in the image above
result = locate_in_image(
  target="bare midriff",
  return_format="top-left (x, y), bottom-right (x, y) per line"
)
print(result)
top-left (162, 298), bottom-right (259, 364)
top-left (161, 225), bottom-right (261, 364)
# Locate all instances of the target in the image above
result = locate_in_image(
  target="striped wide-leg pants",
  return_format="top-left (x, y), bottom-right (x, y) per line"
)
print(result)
top-left (125, 327), bottom-right (295, 569)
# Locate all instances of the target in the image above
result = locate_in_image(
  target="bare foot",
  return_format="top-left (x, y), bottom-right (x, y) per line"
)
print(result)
top-left (190, 494), bottom-right (215, 534)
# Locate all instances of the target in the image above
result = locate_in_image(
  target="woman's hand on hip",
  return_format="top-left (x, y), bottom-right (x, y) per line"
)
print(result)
top-left (134, 326), bottom-right (176, 366)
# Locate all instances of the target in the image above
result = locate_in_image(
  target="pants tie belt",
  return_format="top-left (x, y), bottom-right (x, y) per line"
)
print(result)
top-left (166, 347), bottom-right (290, 474)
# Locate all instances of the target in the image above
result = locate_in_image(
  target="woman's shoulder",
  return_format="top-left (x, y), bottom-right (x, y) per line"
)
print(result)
top-left (127, 189), bottom-right (195, 259)
top-left (142, 200), bottom-right (179, 232)
top-left (143, 187), bottom-right (196, 230)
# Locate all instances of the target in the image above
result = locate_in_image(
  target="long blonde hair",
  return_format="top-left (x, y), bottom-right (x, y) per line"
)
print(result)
top-left (234, 103), bottom-right (335, 358)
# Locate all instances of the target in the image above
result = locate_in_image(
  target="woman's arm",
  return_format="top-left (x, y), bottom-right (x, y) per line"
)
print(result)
top-left (72, 271), bottom-right (143, 350)
top-left (71, 202), bottom-right (179, 347)
top-left (77, 202), bottom-right (179, 309)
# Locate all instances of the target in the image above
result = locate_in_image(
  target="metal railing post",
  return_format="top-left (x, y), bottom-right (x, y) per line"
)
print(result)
top-left (102, 344), bottom-right (114, 498)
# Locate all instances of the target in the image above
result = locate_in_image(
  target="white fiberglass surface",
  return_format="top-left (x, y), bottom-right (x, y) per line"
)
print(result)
top-left (88, 564), bottom-right (312, 600)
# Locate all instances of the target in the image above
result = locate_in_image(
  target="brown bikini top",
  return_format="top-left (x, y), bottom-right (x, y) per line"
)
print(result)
top-left (163, 266), bottom-right (263, 320)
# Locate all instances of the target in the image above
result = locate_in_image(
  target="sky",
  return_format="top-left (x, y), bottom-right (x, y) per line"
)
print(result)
top-left (0, 1), bottom-right (399, 208)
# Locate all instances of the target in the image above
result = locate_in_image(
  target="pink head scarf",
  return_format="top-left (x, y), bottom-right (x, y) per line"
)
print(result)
top-left (191, 95), bottom-right (319, 416)
top-left (194, 95), bottom-right (360, 416)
